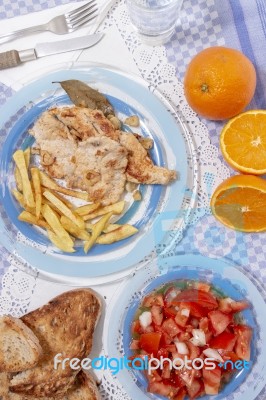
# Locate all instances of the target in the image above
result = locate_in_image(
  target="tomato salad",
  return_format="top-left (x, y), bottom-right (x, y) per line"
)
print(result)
top-left (130, 281), bottom-right (252, 399)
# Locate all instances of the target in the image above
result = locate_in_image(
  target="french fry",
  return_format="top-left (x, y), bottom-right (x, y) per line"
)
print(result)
top-left (39, 171), bottom-right (89, 201)
top-left (86, 222), bottom-right (121, 233)
top-left (96, 224), bottom-right (138, 244)
top-left (12, 189), bottom-right (26, 209)
top-left (12, 189), bottom-right (35, 214)
top-left (43, 190), bottom-right (85, 229)
top-left (41, 204), bottom-right (74, 248)
top-left (14, 148), bottom-right (30, 191)
top-left (103, 224), bottom-right (122, 233)
top-left (61, 216), bottom-right (91, 241)
top-left (31, 168), bottom-right (42, 219)
top-left (75, 203), bottom-right (101, 216)
top-left (41, 198), bottom-right (62, 216)
top-left (83, 201), bottom-right (125, 221)
top-left (13, 150), bottom-right (35, 208)
top-left (18, 210), bottom-right (49, 229)
top-left (46, 229), bottom-right (75, 253)
top-left (84, 212), bottom-right (112, 253)
top-left (49, 190), bottom-right (74, 210)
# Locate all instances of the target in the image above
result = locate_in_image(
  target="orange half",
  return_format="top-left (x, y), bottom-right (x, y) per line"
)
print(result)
top-left (220, 110), bottom-right (266, 174)
top-left (211, 175), bottom-right (266, 232)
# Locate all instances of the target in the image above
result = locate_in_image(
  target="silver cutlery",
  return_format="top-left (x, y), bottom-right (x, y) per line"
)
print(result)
top-left (0, 33), bottom-right (104, 69)
top-left (0, 1), bottom-right (98, 42)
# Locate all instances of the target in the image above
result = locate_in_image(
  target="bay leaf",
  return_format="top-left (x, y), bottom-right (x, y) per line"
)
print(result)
top-left (56, 80), bottom-right (114, 116)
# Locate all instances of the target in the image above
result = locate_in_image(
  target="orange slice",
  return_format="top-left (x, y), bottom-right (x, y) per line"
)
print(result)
top-left (211, 175), bottom-right (266, 232)
top-left (220, 110), bottom-right (266, 174)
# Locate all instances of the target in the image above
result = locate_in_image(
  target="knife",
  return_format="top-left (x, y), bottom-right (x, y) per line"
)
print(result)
top-left (0, 33), bottom-right (104, 70)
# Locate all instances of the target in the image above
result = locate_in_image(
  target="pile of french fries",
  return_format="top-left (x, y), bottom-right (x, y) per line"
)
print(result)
top-left (12, 149), bottom-right (138, 253)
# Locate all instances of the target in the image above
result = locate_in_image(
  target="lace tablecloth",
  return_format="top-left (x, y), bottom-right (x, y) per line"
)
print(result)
top-left (0, 0), bottom-right (266, 399)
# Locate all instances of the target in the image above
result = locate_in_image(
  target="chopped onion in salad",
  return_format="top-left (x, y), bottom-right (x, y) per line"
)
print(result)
top-left (174, 340), bottom-right (189, 355)
top-left (139, 311), bottom-right (152, 329)
top-left (190, 329), bottom-right (206, 346)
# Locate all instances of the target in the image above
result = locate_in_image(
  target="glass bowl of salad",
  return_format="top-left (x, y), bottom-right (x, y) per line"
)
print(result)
top-left (104, 254), bottom-right (266, 400)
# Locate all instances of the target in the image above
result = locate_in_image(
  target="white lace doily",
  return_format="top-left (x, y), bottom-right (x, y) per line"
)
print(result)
top-left (0, 1), bottom-right (230, 399)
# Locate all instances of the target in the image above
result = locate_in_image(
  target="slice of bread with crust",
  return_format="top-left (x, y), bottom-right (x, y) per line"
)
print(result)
top-left (0, 316), bottom-right (42, 373)
top-left (0, 372), bottom-right (10, 397)
top-left (1, 371), bottom-right (101, 400)
top-left (9, 289), bottom-right (102, 398)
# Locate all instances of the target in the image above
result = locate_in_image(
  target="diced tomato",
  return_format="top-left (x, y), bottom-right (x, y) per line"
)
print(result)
top-left (186, 379), bottom-right (204, 399)
top-left (131, 320), bottom-right (141, 334)
top-left (173, 387), bottom-right (187, 400)
top-left (209, 310), bottom-right (232, 336)
top-left (178, 331), bottom-right (191, 342)
top-left (203, 367), bottom-right (221, 395)
top-left (219, 350), bottom-right (239, 363)
top-left (143, 325), bottom-right (155, 333)
top-left (162, 363), bottom-right (171, 379)
top-left (139, 332), bottom-right (162, 355)
top-left (164, 287), bottom-right (181, 306)
top-left (164, 344), bottom-right (177, 353)
top-left (217, 350), bottom-right (239, 371)
top-left (148, 381), bottom-right (178, 397)
top-left (179, 368), bottom-right (200, 388)
top-left (190, 318), bottom-right (199, 328)
top-left (162, 318), bottom-right (182, 337)
top-left (170, 372), bottom-right (186, 389)
top-left (157, 347), bottom-right (169, 359)
top-left (210, 331), bottom-right (237, 351)
top-left (164, 306), bottom-right (178, 318)
top-left (186, 340), bottom-right (201, 360)
top-left (149, 369), bottom-right (162, 382)
top-left (175, 311), bottom-right (189, 328)
top-left (143, 293), bottom-right (164, 307)
top-left (199, 317), bottom-right (209, 332)
top-left (180, 302), bottom-right (207, 318)
top-left (160, 332), bottom-right (173, 346)
top-left (199, 317), bottom-right (213, 342)
top-left (173, 289), bottom-right (218, 310)
top-left (219, 298), bottom-right (249, 314)
top-left (194, 282), bottom-right (211, 292)
top-left (151, 305), bottom-right (163, 326)
top-left (234, 325), bottom-right (252, 361)
top-left (130, 339), bottom-right (140, 350)
top-left (231, 301), bottom-right (249, 312)
top-left (132, 282), bottom-right (252, 400)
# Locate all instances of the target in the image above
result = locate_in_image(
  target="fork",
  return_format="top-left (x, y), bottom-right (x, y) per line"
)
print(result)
top-left (0, 1), bottom-right (98, 42)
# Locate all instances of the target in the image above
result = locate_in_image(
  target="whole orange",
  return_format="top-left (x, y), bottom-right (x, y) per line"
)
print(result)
top-left (184, 46), bottom-right (257, 120)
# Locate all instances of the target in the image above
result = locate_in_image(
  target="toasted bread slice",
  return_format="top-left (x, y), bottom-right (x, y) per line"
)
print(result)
top-left (0, 316), bottom-right (42, 373)
top-left (9, 289), bottom-right (102, 398)
top-left (2, 371), bottom-right (101, 400)
top-left (0, 372), bottom-right (9, 397)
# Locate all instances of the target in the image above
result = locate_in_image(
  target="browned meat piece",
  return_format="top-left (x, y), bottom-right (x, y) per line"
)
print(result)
top-left (69, 136), bottom-right (128, 205)
top-left (49, 107), bottom-right (120, 141)
top-left (30, 105), bottom-right (177, 205)
top-left (120, 132), bottom-right (177, 184)
top-left (30, 107), bottom-right (127, 206)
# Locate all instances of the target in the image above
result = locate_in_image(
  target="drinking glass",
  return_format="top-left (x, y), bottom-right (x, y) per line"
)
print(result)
top-left (126, 0), bottom-right (183, 45)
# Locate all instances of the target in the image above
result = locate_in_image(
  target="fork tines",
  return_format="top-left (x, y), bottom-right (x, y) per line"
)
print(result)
top-left (66, 1), bottom-right (98, 29)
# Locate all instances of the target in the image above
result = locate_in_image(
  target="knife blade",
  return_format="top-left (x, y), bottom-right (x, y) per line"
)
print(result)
top-left (0, 33), bottom-right (104, 70)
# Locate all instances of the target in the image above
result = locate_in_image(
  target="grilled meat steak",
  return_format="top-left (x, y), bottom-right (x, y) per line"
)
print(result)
top-left (30, 106), bottom-right (176, 205)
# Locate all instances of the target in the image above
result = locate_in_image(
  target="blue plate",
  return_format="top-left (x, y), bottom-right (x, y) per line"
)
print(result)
top-left (0, 65), bottom-right (197, 279)
top-left (105, 254), bottom-right (266, 400)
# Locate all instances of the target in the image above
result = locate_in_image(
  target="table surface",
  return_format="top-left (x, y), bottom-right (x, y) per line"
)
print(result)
top-left (0, 1), bottom-right (266, 399)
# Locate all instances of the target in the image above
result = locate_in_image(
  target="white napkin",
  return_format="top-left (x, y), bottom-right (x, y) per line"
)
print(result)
top-left (0, 0), bottom-right (139, 90)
